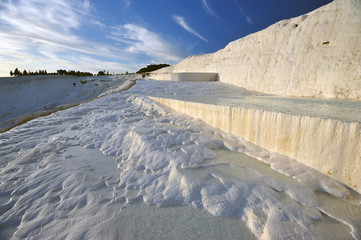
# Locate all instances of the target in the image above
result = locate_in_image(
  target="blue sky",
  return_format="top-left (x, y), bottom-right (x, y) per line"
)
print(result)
top-left (0, 0), bottom-right (332, 76)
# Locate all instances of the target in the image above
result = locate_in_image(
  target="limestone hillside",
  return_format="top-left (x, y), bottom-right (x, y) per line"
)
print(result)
top-left (155, 0), bottom-right (361, 99)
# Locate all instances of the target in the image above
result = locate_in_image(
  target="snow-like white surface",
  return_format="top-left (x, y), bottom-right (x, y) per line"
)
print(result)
top-left (0, 75), bottom-right (139, 132)
top-left (152, 72), bottom-right (218, 82)
top-left (133, 79), bottom-right (361, 123)
top-left (1, 77), bottom-right (361, 239)
top-left (152, 96), bottom-right (361, 193)
top-left (133, 79), bottom-right (361, 193)
top-left (153, 0), bottom-right (361, 99)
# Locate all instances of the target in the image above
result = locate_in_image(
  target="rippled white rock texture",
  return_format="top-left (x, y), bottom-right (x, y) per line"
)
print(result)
top-left (152, 97), bottom-right (361, 194)
top-left (1, 78), bottom-right (361, 239)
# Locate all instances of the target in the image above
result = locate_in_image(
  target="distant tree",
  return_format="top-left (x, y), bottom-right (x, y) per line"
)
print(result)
top-left (14, 68), bottom-right (20, 76)
top-left (81, 72), bottom-right (93, 76)
top-left (136, 64), bottom-right (170, 74)
top-left (57, 69), bottom-right (67, 75)
top-left (10, 70), bottom-right (13, 76)
top-left (23, 70), bottom-right (28, 76)
top-left (97, 71), bottom-right (105, 76)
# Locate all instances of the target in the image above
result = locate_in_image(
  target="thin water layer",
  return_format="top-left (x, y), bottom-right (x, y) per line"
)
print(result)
top-left (99, 202), bottom-right (255, 240)
top-left (138, 79), bottom-right (361, 123)
top-left (177, 95), bottom-right (361, 123)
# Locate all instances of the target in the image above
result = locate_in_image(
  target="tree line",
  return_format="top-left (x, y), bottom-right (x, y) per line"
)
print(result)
top-left (136, 64), bottom-right (170, 74)
top-left (9, 63), bottom-right (171, 77)
top-left (10, 68), bottom-right (95, 77)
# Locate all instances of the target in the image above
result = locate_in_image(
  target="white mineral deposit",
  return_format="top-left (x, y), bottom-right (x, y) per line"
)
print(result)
top-left (1, 0), bottom-right (360, 239)
top-left (153, 0), bottom-right (361, 99)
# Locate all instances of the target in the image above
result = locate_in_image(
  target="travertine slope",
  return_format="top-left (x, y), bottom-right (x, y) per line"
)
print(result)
top-left (152, 97), bottom-right (361, 193)
top-left (155, 0), bottom-right (361, 99)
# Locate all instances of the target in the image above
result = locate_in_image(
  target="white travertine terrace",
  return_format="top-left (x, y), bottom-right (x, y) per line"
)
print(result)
top-left (152, 97), bottom-right (361, 193)
top-left (149, 0), bottom-right (361, 193)
top-left (153, 0), bottom-right (361, 99)
top-left (151, 72), bottom-right (218, 82)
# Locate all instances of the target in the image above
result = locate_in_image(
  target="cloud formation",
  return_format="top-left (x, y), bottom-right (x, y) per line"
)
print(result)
top-left (123, 0), bottom-right (132, 8)
top-left (172, 15), bottom-right (208, 43)
top-left (1, 0), bottom-right (87, 33)
top-left (0, 0), bottom-right (182, 76)
top-left (0, 0), bottom-right (113, 66)
top-left (201, 0), bottom-right (220, 19)
top-left (231, 0), bottom-right (252, 26)
top-left (109, 24), bottom-right (182, 63)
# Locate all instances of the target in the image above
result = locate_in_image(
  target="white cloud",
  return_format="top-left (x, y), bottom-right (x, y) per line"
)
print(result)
top-left (172, 15), bottom-right (208, 43)
top-left (123, 0), bottom-right (132, 8)
top-left (231, 0), bottom-right (252, 26)
top-left (201, 0), bottom-right (220, 19)
top-left (0, 0), bottom-right (101, 60)
top-left (109, 24), bottom-right (183, 63)
top-left (0, 51), bottom-right (137, 76)
top-left (0, 30), bottom-right (139, 76)
top-left (0, 0), bottom-right (187, 77)
top-left (0, 0), bottom-right (182, 76)
top-left (246, 16), bottom-right (252, 25)
top-left (3, 0), bottom-right (86, 31)
top-left (0, 0), bottom-right (95, 49)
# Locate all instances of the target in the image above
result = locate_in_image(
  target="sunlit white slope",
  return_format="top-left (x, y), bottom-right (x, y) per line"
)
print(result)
top-left (152, 97), bottom-right (361, 193)
top-left (0, 75), bottom-right (139, 132)
top-left (1, 92), bottom-right (361, 239)
top-left (154, 0), bottom-right (361, 99)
